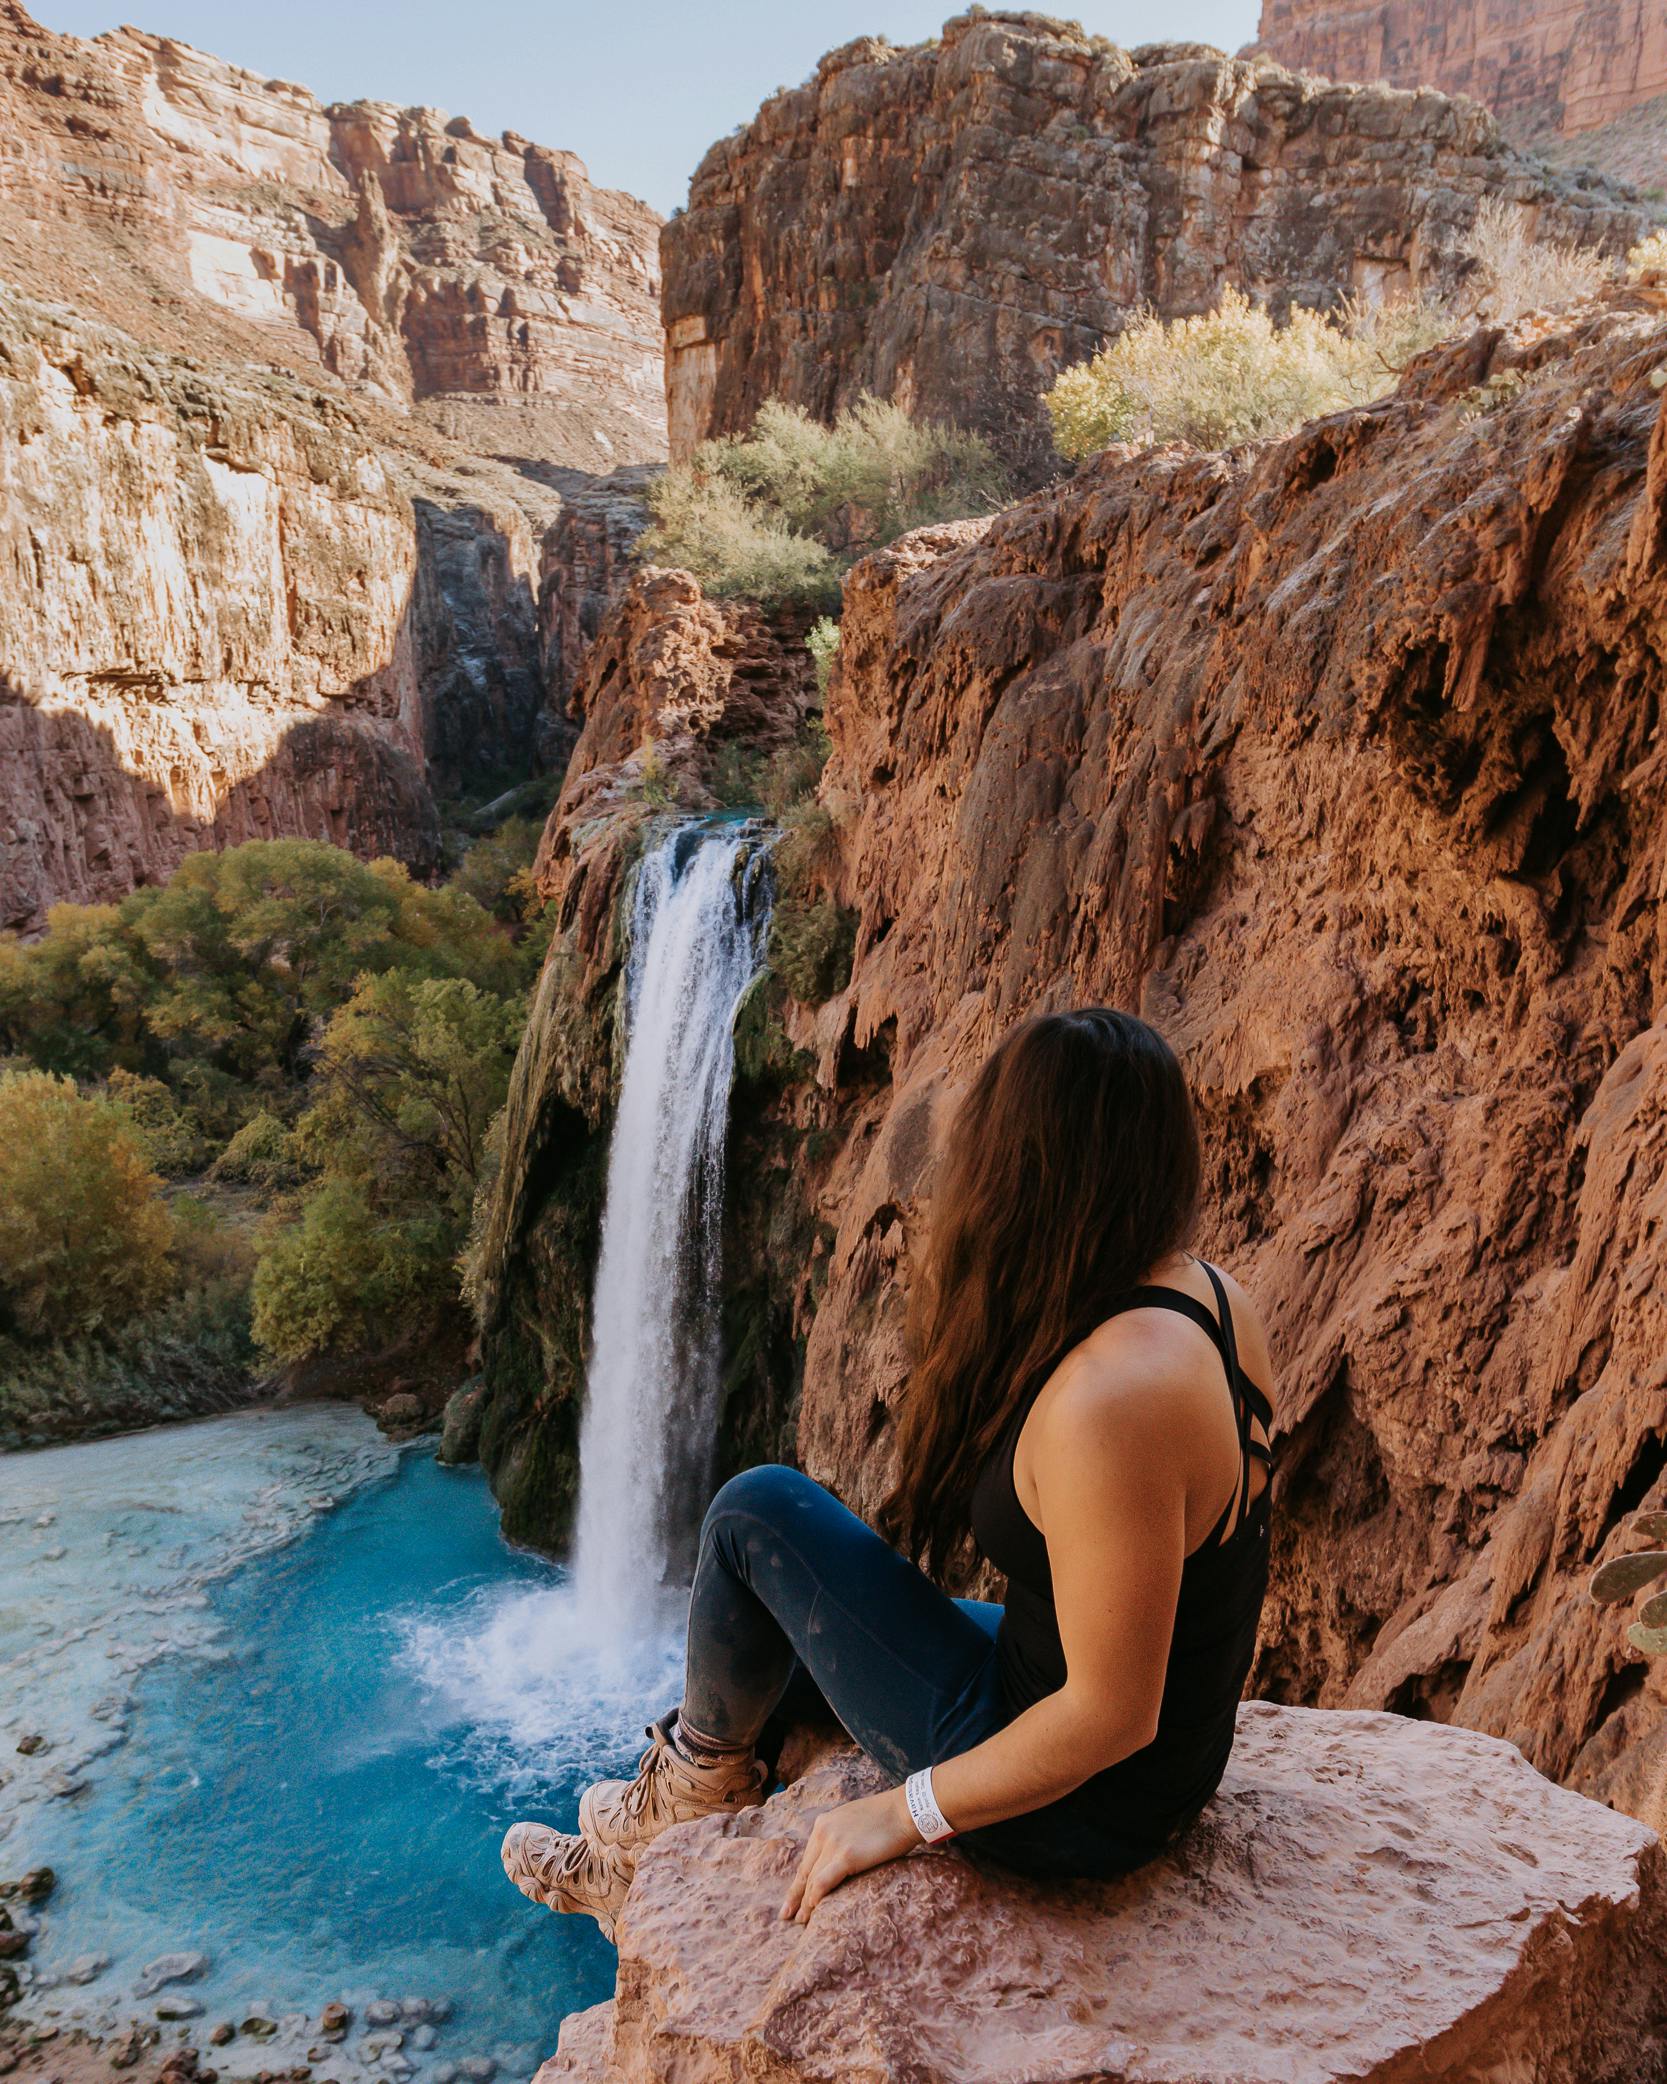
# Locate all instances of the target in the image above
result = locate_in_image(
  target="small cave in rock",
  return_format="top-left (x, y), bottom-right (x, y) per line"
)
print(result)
top-left (1596, 1428), bottom-right (1667, 1550)
top-left (1385, 1656), bottom-right (1474, 1724)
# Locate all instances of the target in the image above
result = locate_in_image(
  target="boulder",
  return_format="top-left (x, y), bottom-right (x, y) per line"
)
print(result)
top-left (542, 1704), bottom-right (1667, 2084)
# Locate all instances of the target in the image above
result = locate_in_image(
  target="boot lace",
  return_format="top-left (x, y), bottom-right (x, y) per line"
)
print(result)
top-left (619, 1730), bottom-right (676, 1827)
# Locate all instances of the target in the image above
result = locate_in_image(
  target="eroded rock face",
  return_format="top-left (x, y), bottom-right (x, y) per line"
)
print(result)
top-left (0, 0), bottom-right (663, 467)
top-left (730, 295), bottom-right (1667, 1822)
top-left (661, 10), bottom-right (1641, 477)
top-left (0, 287), bottom-right (541, 928)
top-left (0, 0), bottom-right (666, 925)
top-left (1257, 0), bottom-right (1667, 141)
top-left (545, 1706), bottom-right (1667, 2084)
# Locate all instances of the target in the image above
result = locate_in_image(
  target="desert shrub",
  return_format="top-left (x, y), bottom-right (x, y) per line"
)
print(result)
top-left (1628, 228), bottom-right (1667, 281)
top-left (208, 1110), bottom-right (296, 1187)
top-left (105, 1068), bottom-right (210, 1177)
top-left (1462, 200), bottom-right (1612, 323)
top-left (640, 470), bottom-right (841, 609)
top-left (1045, 286), bottom-right (1450, 458)
top-left (0, 1072), bottom-right (173, 1339)
top-left (641, 395), bottom-right (1010, 607)
top-left (806, 616), bottom-right (841, 695)
top-left (768, 896), bottom-right (857, 1005)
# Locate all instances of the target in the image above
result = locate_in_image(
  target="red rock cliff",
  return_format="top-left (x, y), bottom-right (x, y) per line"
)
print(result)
top-left (779, 293), bottom-right (1667, 1820)
top-left (0, 1), bottom-right (666, 928)
top-left (1256, 0), bottom-right (1667, 140)
top-left (661, 9), bottom-right (1641, 478)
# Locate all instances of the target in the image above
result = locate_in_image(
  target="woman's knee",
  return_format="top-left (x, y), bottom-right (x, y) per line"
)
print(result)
top-left (702, 1463), bottom-right (822, 1541)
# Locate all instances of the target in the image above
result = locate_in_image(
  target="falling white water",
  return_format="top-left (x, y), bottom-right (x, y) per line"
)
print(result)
top-left (569, 823), bottom-right (771, 1646)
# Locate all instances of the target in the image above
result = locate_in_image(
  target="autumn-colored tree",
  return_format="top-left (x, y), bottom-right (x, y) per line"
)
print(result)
top-left (0, 1072), bottom-right (173, 1339)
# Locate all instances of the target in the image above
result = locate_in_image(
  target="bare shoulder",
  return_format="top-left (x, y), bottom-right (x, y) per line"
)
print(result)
top-left (1035, 1325), bottom-right (1204, 1455)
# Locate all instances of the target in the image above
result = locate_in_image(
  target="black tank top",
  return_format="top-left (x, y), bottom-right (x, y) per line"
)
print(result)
top-left (969, 1262), bottom-right (1274, 1839)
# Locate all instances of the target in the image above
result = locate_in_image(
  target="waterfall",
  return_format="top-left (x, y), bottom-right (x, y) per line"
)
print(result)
top-left (569, 822), bottom-right (771, 1643)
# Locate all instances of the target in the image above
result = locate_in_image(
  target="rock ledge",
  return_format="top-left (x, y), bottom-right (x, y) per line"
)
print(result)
top-left (543, 1702), bottom-right (1667, 2084)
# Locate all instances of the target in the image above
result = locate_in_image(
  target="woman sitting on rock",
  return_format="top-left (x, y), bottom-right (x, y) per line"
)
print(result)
top-left (502, 1008), bottom-right (1276, 1935)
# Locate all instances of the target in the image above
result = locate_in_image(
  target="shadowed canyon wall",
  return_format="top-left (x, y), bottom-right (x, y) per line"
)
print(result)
top-left (1256, 0), bottom-right (1667, 142)
top-left (486, 292), bottom-right (1667, 1822)
top-left (0, 0), bottom-right (665, 929)
top-left (660, 9), bottom-right (1641, 478)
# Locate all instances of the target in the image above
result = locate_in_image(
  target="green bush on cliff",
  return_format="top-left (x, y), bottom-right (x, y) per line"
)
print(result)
top-left (1045, 287), bottom-right (1451, 458)
top-left (1047, 208), bottom-right (1618, 462)
top-left (641, 395), bottom-right (1010, 608)
top-left (806, 616), bottom-right (841, 695)
top-left (0, 1072), bottom-right (173, 1339)
top-left (768, 896), bottom-right (857, 1006)
top-left (641, 470), bottom-right (841, 609)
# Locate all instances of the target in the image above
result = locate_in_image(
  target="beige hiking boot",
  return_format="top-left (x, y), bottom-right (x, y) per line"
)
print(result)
top-left (578, 1718), bottom-right (767, 1855)
top-left (500, 1821), bottom-right (632, 1942)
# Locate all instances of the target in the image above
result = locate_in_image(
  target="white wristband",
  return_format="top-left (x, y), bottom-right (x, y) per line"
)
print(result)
top-left (904, 1767), bottom-right (956, 1844)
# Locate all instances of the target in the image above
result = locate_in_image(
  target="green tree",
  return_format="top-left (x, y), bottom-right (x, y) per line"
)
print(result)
top-left (250, 973), bottom-right (525, 1362)
top-left (250, 1179), bottom-right (447, 1362)
top-left (0, 1072), bottom-right (173, 1338)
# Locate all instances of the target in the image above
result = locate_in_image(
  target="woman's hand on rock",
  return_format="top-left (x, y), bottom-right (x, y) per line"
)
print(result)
top-left (779, 1787), bottom-right (921, 1924)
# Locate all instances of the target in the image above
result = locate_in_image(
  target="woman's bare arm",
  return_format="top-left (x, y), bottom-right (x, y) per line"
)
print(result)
top-left (782, 1355), bottom-right (1193, 1920)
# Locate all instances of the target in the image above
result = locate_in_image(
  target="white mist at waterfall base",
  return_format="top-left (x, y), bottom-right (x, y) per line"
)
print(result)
top-left (407, 825), bottom-right (769, 1774)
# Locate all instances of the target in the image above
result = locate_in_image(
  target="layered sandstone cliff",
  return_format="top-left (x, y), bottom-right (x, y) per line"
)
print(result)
top-left (1256, 0), bottom-right (1667, 141)
top-left (661, 10), bottom-right (1640, 478)
top-left (486, 290), bottom-right (1667, 1821)
top-left (0, 0), bottom-right (663, 465)
top-left (0, 1), bottom-right (664, 928)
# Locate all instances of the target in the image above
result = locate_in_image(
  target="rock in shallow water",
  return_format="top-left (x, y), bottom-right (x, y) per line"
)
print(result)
top-left (135, 1952), bottom-right (210, 1998)
top-left (542, 1704), bottom-right (1667, 2084)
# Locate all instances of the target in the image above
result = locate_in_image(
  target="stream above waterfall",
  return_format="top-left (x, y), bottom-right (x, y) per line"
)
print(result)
top-left (0, 1407), bottom-right (678, 2079)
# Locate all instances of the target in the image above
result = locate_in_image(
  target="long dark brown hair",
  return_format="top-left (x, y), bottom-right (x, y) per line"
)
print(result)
top-left (880, 1008), bottom-right (1202, 1579)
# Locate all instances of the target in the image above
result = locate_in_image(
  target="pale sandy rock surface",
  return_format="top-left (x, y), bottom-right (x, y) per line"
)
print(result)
top-left (662, 9), bottom-right (1643, 477)
top-left (539, 1704), bottom-right (1667, 2084)
top-left (0, 0), bottom-right (663, 465)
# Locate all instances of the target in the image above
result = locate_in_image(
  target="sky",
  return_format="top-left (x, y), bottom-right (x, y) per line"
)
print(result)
top-left (30, 0), bottom-right (1263, 217)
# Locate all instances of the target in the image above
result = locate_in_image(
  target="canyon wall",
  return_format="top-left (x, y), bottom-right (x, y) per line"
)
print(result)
top-left (661, 9), bottom-right (1641, 478)
top-left (489, 290), bottom-right (1667, 1819)
top-left (0, 1), bottom-right (665, 928)
top-left (0, 0), bottom-right (663, 465)
top-left (1256, 0), bottom-right (1667, 140)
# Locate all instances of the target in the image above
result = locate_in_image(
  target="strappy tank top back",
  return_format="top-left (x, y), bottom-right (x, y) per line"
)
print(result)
top-left (969, 1260), bottom-right (1275, 1839)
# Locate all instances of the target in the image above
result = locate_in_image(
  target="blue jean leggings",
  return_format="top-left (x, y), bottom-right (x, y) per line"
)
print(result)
top-left (677, 1462), bottom-right (1148, 1878)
